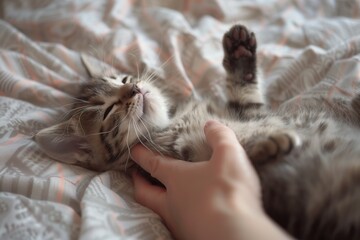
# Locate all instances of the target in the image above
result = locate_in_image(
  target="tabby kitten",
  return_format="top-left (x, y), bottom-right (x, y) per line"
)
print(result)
top-left (36, 25), bottom-right (360, 239)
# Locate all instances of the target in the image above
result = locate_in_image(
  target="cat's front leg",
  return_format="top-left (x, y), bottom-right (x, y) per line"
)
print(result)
top-left (222, 25), bottom-right (264, 111)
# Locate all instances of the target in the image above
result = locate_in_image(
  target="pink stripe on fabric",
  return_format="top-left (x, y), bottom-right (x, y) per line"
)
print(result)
top-left (2, 53), bottom-right (16, 74)
top-left (0, 134), bottom-right (24, 146)
top-left (56, 163), bottom-right (65, 203)
top-left (113, 41), bottom-right (138, 54)
top-left (326, 64), bottom-right (350, 99)
top-left (118, 0), bottom-right (134, 20)
top-left (191, 61), bottom-right (212, 85)
top-left (59, 47), bottom-right (78, 78)
top-left (19, 50), bottom-right (38, 81)
top-left (264, 55), bottom-right (280, 78)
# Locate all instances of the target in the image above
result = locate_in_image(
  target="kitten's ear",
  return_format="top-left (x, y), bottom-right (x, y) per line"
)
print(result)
top-left (81, 53), bottom-right (118, 79)
top-left (35, 120), bottom-right (92, 166)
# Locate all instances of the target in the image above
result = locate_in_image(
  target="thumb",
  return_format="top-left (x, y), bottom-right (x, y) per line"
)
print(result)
top-left (204, 120), bottom-right (239, 148)
top-left (204, 120), bottom-right (260, 193)
top-left (204, 120), bottom-right (246, 160)
top-left (132, 171), bottom-right (167, 218)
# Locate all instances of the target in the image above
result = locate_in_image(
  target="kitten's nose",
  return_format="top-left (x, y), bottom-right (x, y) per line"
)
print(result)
top-left (130, 83), bottom-right (141, 97)
top-left (121, 83), bottom-right (141, 100)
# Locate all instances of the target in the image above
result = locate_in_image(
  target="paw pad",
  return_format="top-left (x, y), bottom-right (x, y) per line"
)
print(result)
top-left (223, 25), bottom-right (257, 60)
top-left (222, 24), bottom-right (257, 79)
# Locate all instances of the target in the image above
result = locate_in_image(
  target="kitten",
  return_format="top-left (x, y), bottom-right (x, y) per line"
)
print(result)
top-left (35, 25), bottom-right (360, 239)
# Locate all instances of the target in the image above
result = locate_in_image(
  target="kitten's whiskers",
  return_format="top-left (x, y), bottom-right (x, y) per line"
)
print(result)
top-left (124, 120), bottom-right (132, 170)
top-left (133, 114), bottom-right (165, 157)
top-left (131, 119), bottom-right (155, 155)
top-left (61, 105), bottom-right (88, 120)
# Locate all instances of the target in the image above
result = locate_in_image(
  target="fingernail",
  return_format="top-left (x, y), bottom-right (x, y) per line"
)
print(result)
top-left (204, 120), bottom-right (221, 129)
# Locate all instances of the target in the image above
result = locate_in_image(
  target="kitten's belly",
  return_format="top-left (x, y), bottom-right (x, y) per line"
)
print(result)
top-left (159, 101), bottom-right (286, 163)
top-left (158, 99), bottom-right (360, 166)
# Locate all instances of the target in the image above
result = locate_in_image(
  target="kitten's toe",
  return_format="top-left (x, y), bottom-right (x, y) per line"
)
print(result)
top-left (249, 131), bottom-right (300, 164)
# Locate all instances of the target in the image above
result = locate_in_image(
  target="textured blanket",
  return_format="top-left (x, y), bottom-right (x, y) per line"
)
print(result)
top-left (1, 0), bottom-right (360, 239)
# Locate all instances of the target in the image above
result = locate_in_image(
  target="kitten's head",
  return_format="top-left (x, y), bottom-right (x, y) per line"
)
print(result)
top-left (35, 66), bottom-right (170, 170)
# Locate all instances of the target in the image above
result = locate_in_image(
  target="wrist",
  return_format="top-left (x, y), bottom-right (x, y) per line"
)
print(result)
top-left (234, 201), bottom-right (293, 240)
top-left (187, 196), bottom-right (292, 240)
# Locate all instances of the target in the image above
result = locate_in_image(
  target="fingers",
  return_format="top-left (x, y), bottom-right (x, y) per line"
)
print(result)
top-left (132, 170), bottom-right (167, 218)
top-left (131, 145), bottom-right (180, 184)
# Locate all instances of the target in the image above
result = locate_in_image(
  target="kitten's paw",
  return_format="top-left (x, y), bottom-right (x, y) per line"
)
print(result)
top-left (222, 24), bottom-right (257, 81)
top-left (249, 131), bottom-right (300, 164)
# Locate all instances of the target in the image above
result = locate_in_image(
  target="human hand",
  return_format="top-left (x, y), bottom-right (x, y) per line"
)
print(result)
top-left (131, 120), bottom-right (291, 240)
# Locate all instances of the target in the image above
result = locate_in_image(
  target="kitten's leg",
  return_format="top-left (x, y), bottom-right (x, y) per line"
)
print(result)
top-left (222, 24), bottom-right (264, 110)
top-left (223, 25), bottom-right (300, 163)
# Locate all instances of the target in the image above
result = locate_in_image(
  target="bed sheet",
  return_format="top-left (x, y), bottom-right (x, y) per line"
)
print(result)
top-left (1, 0), bottom-right (360, 239)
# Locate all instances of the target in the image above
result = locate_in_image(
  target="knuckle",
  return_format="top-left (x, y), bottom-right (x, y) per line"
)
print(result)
top-left (216, 140), bottom-right (238, 152)
top-left (148, 156), bottom-right (162, 177)
top-left (209, 127), bottom-right (237, 142)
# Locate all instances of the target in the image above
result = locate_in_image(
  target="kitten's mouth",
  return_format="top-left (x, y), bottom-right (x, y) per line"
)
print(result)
top-left (135, 90), bottom-right (149, 117)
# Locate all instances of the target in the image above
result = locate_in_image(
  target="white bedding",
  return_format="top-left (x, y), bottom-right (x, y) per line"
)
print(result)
top-left (1, 0), bottom-right (360, 239)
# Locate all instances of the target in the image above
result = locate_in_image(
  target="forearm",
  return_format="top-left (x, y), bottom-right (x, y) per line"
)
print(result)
top-left (187, 199), bottom-right (293, 240)
top-left (233, 208), bottom-right (293, 240)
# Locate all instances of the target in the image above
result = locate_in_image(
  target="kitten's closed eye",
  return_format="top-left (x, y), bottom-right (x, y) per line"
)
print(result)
top-left (122, 76), bottom-right (129, 84)
top-left (103, 104), bottom-right (115, 120)
top-left (92, 100), bottom-right (105, 105)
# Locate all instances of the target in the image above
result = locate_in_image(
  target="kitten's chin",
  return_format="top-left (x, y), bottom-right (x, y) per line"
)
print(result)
top-left (135, 81), bottom-right (170, 129)
top-left (142, 93), bottom-right (170, 129)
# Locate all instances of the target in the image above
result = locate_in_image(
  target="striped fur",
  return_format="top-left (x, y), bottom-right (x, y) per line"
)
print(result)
top-left (36, 25), bottom-right (360, 239)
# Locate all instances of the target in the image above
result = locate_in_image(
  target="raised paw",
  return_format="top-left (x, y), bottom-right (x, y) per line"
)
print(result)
top-left (222, 24), bottom-right (257, 81)
top-left (248, 131), bottom-right (299, 164)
